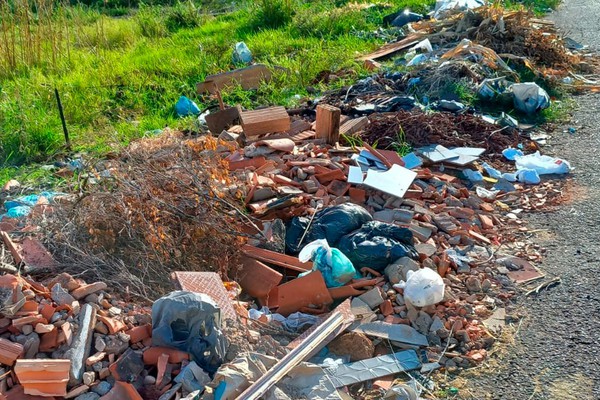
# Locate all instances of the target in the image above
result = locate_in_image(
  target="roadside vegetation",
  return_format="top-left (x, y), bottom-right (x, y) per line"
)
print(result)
top-left (0, 0), bottom-right (562, 184)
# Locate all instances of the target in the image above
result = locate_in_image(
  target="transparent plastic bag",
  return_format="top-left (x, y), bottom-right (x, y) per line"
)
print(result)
top-left (299, 239), bottom-right (357, 288)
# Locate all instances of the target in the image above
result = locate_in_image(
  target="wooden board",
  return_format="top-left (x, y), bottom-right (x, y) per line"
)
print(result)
top-left (240, 106), bottom-right (290, 137)
top-left (358, 34), bottom-right (422, 61)
top-left (339, 116), bottom-right (369, 136)
top-left (196, 64), bottom-right (272, 94)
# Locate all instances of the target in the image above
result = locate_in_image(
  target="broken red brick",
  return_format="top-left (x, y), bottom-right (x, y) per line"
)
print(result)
top-left (349, 187), bottom-right (367, 203)
top-left (238, 258), bottom-right (283, 299)
top-left (14, 359), bottom-right (70, 397)
top-left (12, 315), bottom-right (47, 330)
top-left (479, 214), bottom-right (494, 229)
top-left (227, 156), bottom-right (267, 171)
top-left (70, 282), bottom-right (107, 300)
top-left (274, 271), bottom-right (333, 316)
top-left (0, 338), bottom-right (24, 365)
top-left (97, 316), bottom-right (127, 335)
top-left (125, 324), bottom-right (152, 344)
top-left (155, 353), bottom-right (169, 387)
top-left (327, 180), bottom-right (350, 197)
top-left (315, 168), bottom-right (346, 184)
top-left (39, 329), bottom-right (60, 352)
top-left (143, 347), bottom-right (190, 365)
top-left (379, 300), bottom-right (394, 317)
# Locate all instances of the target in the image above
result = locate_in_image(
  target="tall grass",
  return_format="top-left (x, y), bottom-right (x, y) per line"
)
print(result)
top-left (0, 0), bottom-right (72, 77)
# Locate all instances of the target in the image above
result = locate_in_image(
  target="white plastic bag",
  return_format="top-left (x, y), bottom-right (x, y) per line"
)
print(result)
top-left (396, 268), bottom-right (445, 307)
top-left (515, 151), bottom-right (570, 175)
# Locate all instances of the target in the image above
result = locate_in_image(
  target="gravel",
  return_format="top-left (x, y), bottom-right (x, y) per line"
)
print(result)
top-left (464, 1), bottom-right (600, 398)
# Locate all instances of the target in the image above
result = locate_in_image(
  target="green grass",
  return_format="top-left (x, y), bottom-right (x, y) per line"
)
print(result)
top-left (0, 0), bottom-right (562, 175)
top-left (0, 0), bottom-right (437, 168)
top-left (502, 0), bottom-right (561, 15)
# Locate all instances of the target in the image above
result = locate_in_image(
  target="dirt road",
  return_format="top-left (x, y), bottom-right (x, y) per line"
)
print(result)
top-left (464, 1), bottom-right (600, 399)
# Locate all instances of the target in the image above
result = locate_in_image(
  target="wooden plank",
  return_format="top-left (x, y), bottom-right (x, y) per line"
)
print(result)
top-left (242, 244), bottom-right (311, 273)
top-left (358, 34), bottom-right (422, 61)
top-left (240, 107), bottom-right (290, 137)
top-left (205, 106), bottom-right (239, 134)
top-left (196, 64), bottom-right (272, 94)
top-left (339, 116), bottom-right (369, 136)
top-left (315, 104), bottom-right (341, 145)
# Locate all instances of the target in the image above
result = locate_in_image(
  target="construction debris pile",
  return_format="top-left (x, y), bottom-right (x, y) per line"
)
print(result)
top-left (0, 2), bottom-right (583, 400)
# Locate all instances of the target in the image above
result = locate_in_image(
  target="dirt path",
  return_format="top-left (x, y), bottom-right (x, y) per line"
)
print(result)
top-left (464, 1), bottom-right (600, 399)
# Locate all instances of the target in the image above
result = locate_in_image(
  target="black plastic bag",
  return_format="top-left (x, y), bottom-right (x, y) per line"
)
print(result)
top-left (337, 221), bottom-right (418, 271)
top-left (152, 291), bottom-right (228, 374)
top-left (286, 204), bottom-right (373, 254)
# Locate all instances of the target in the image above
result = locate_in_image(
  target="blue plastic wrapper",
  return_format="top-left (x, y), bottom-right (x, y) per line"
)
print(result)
top-left (175, 96), bottom-right (201, 117)
top-left (299, 239), bottom-right (358, 288)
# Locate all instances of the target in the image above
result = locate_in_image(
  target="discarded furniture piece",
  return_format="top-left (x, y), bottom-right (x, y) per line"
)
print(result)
top-left (240, 107), bottom-right (291, 137)
top-left (197, 64), bottom-right (273, 94)
top-left (14, 359), bottom-right (71, 397)
top-left (315, 104), bottom-right (341, 145)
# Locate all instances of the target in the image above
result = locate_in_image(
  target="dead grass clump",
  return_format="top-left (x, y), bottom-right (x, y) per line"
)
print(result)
top-left (362, 110), bottom-right (519, 154)
top-left (47, 130), bottom-right (245, 299)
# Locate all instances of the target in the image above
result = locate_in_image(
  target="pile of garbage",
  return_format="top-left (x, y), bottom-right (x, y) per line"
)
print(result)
top-left (0, 1), bottom-right (581, 399)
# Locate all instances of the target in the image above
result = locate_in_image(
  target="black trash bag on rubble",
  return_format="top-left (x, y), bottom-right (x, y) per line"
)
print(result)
top-left (285, 204), bottom-right (373, 254)
top-left (337, 221), bottom-right (418, 272)
top-left (152, 291), bottom-right (228, 374)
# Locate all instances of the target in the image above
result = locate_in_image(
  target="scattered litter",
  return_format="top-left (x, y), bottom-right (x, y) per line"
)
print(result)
top-left (397, 268), bottom-right (445, 307)
top-left (233, 41), bottom-right (252, 64)
top-left (175, 95), bottom-right (200, 117)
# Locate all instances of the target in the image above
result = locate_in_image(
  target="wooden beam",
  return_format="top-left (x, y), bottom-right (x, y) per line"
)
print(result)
top-left (315, 104), bottom-right (341, 145)
top-left (240, 106), bottom-right (290, 137)
top-left (196, 64), bottom-right (272, 94)
top-left (358, 34), bottom-right (422, 61)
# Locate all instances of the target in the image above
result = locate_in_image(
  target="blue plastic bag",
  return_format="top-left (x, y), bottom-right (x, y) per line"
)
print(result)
top-left (175, 96), bottom-right (201, 117)
top-left (299, 239), bottom-right (358, 288)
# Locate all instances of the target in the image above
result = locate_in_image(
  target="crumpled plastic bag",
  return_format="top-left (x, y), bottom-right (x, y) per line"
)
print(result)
top-left (298, 239), bottom-right (358, 288)
top-left (509, 83), bottom-right (550, 114)
top-left (396, 268), bottom-right (445, 307)
top-left (175, 95), bottom-right (200, 117)
top-left (232, 41), bottom-right (252, 64)
top-left (152, 291), bottom-right (228, 374)
top-left (285, 204), bottom-right (373, 254)
top-left (337, 221), bottom-right (417, 272)
top-left (515, 151), bottom-right (570, 175)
